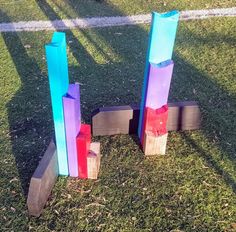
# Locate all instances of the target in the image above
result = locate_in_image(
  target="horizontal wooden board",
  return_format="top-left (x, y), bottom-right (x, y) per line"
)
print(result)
top-left (92, 101), bottom-right (201, 136)
top-left (27, 140), bottom-right (58, 217)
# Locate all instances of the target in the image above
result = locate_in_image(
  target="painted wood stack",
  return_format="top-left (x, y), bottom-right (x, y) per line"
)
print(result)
top-left (27, 10), bottom-right (201, 217)
top-left (45, 32), bottom-right (101, 178)
top-left (138, 11), bottom-right (180, 155)
top-left (27, 32), bottom-right (101, 216)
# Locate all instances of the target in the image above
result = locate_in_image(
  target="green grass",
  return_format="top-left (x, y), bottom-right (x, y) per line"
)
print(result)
top-left (0, 2), bottom-right (236, 231)
top-left (0, 0), bottom-right (236, 22)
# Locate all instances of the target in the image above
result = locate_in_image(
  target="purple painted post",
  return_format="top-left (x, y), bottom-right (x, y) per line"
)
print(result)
top-left (145, 60), bottom-right (174, 109)
top-left (63, 83), bottom-right (81, 177)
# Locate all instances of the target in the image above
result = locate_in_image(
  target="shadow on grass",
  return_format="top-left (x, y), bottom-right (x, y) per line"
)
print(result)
top-left (172, 49), bottom-right (236, 192)
top-left (36, 0), bottom-right (146, 122)
top-left (182, 132), bottom-right (236, 193)
top-left (1, 11), bottom-right (52, 196)
top-left (1, 0), bottom-right (236, 220)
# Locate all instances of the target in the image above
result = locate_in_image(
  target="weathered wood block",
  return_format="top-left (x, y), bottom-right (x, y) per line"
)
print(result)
top-left (87, 142), bottom-right (101, 179)
top-left (139, 60), bottom-right (174, 139)
top-left (27, 140), bottom-right (58, 217)
top-left (92, 105), bottom-right (139, 136)
top-left (92, 101), bottom-right (201, 136)
top-left (167, 101), bottom-right (201, 130)
top-left (143, 132), bottom-right (168, 156)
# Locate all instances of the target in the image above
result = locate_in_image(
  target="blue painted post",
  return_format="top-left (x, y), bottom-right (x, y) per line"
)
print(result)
top-left (45, 32), bottom-right (69, 175)
top-left (138, 10), bottom-right (180, 139)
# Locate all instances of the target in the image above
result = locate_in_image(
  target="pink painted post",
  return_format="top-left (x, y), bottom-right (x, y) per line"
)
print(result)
top-left (145, 60), bottom-right (174, 109)
top-left (63, 83), bottom-right (81, 177)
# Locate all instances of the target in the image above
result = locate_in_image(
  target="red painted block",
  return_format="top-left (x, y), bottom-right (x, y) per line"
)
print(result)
top-left (141, 105), bottom-right (168, 145)
top-left (76, 124), bottom-right (91, 179)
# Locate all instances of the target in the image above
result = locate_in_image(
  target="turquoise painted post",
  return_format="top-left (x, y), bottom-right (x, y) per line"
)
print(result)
top-left (45, 32), bottom-right (69, 175)
top-left (138, 10), bottom-right (180, 139)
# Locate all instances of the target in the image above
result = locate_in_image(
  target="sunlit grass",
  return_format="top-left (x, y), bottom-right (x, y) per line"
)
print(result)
top-left (0, 12), bottom-right (236, 232)
top-left (0, 0), bottom-right (236, 22)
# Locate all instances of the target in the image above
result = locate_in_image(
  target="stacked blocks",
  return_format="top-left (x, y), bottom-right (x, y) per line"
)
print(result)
top-left (28, 10), bottom-right (201, 216)
top-left (138, 11), bottom-right (180, 155)
top-left (143, 132), bottom-right (168, 155)
top-left (145, 61), bottom-right (174, 109)
top-left (46, 32), bottom-right (101, 179)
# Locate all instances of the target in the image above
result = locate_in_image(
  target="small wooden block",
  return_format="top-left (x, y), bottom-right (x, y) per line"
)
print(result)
top-left (91, 102), bottom-right (201, 136)
top-left (143, 132), bottom-right (168, 156)
top-left (27, 140), bottom-right (58, 217)
top-left (87, 142), bottom-right (101, 179)
top-left (76, 124), bottom-right (91, 179)
top-left (92, 105), bottom-right (139, 136)
top-left (167, 101), bottom-right (201, 131)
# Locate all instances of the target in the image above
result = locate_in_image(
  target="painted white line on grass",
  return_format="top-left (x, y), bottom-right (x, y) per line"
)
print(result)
top-left (0, 7), bottom-right (236, 32)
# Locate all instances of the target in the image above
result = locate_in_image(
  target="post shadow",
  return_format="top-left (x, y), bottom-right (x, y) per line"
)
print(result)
top-left (172, 52), bottom-right (236, 161)
top-left (36, 0), bottom-right (147, 122)
top-left (1, 10), bottom-right (53, 196)
top-left (171, 51), bottom-right (236, 193)
top-left (181, 132), bottom-right (236, 193)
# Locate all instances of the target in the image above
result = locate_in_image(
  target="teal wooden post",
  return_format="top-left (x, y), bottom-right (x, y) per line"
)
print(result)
top-left (138, 10), bottom-right (179, 139)
top-left (45, 32), bottom-right (69, 175)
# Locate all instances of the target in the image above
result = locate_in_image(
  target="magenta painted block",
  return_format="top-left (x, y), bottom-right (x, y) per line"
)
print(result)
top-left (63, 83), bottom-right (81, 177)
top-left (145, 60), bottom-right (174, 109)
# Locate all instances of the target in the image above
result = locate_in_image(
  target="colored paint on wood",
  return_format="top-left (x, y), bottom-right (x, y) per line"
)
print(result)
top-left (138, 10), bottom-right (179, 139)
top-left (27, 140), bottom-right (58, 217)
top-left (145, 60), bottom-right (174, 109)
top-left (91, 102), bottom-right (201, 136)
top-left (45, 32), bottom-right (69, 175)
top-left (76, 124), bottom-right (91, 179)
top-left (63, 83), bottom-right (81, 177)
top-left (141, 105), bottom-right (168, 145)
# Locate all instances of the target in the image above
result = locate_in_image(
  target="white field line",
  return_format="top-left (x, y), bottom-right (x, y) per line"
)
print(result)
top-left (0, 7), bottom-right (236, 32)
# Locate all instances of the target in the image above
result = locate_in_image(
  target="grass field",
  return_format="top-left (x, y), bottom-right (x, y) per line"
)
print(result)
top-left (0, 0), bottom-right (236, 231)
top-left (0, 0), bottom-right (236, 22)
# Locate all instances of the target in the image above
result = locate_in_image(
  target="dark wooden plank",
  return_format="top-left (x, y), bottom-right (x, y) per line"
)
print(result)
top-left (27, 140), bottom-right (58, 217)
top-left (92, 102), bottom-right (201, 136)
top-left (91, 105), bottom-right (139, 136)
top-left (167, 101), bottom-right (201, 130)
top-left (87, 142), bottom-right (101, 179)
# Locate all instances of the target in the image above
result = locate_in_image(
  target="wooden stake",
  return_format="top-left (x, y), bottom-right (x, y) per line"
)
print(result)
top-left (87, 142), bottom-right (101, 179)
top-left (92, 101), bottom-right (201, 136)
top-left (143, 132), bottom-right (168, 156)
top-left (27, 140), bottom-right (58, 217)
